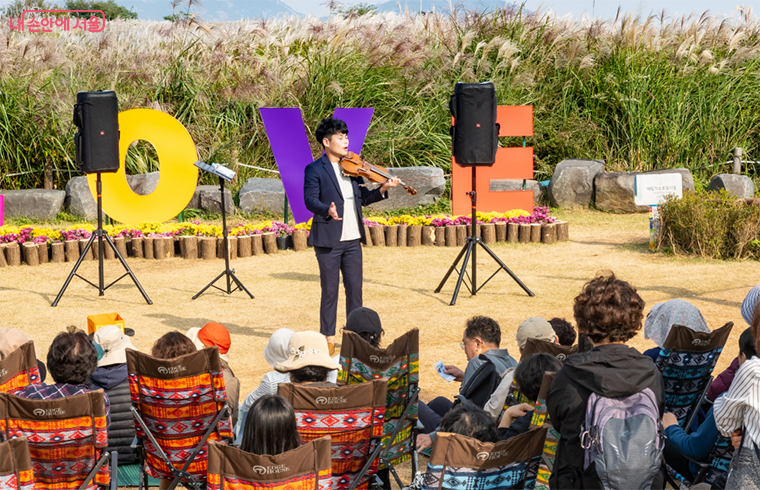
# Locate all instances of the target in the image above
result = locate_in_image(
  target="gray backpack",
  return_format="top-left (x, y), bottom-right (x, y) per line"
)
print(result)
top-left (580, 387), bottom-right (663, 489)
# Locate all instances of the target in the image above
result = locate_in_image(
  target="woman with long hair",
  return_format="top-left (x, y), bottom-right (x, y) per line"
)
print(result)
top-left (240, 395), bottom-right (301, 455)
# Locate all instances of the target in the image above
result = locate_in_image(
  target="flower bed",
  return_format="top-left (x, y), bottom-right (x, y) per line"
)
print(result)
top-left (0, 207), bottom-right (567, 267)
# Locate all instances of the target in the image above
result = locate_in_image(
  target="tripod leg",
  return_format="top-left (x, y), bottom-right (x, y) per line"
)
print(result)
top-left (228, 271), bottom-right (254, 299)
top-left (52, 234), bottom-right (97, 307)
top-left (107, 235), bottom-right (154, 305)
top-left (434, 242), bottom-right (469, 293)
top-left (192, 270), bottom-right (227, 300)
top-left (449, 239), bottom-right (475, 306)
top-left (476, 240), bottom-right (535, 297)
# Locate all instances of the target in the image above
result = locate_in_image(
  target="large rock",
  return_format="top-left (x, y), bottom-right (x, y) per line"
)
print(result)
top-left (65, 176), bottom-right (97, 220)
top-left (490, 179), bottom-right (544, 205)
top-left (708, 174), bottom-right (755, 198)
top-left (365, 167), bottom-right (445, 212)
top-left (595, 168), bottom-right (696, 213)
top-left (187, 185), bottom-right (234, 215)
top-left (0, 189), bottom-right (65, 220)
top-left (126, 172), bottom-right (160, 196)
top-left (548, 159), bottom-right (605, 208)
top-left (238, 178), bottom-right (286, 214)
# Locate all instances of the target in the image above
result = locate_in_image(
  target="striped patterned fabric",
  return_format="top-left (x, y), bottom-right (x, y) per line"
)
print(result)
top-left (338, 329), bottom-right (419, 468)
top-left (422, 427), bottom-right (548, 490)
top-left (0, 342), bottom-right (41, 394)
top-left (279, 381), bottom-right (387, 490)
top-left (0, 436), bottom-right (35, 490)
top-left (654, 323), bottom-right (733, 428)
top-left (126, 348), bottom-right (233, 483)
top-left (667, 435), bottom-right (735, 489)
top-left (207, 437), bottom-right (332, 490)
top-left (0, 391), bottom-right (109, 490)
top-left (529, 373), bottom-right (558, 490)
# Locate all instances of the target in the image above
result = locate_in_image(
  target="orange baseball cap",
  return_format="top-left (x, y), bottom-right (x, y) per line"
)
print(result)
top-left (198, 322), bottom-right (231, 354)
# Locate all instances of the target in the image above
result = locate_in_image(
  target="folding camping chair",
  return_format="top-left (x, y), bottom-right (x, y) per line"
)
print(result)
top-left (0, 341), bottom-right (41, 394)
top-left (0, 391), bottom-right (116, 490)
top-left (529, 372), bottom-right (559, 490)
top-left (0, 436), bottom-right (35, 490)
top-left (278, 380), bottom-right (387, 490)
top-left (206, 436), bottom-right (332, 490)
top-left (666, 434), bottom-right (735, 490)
top-left (421, 426), bottom-right (549, 489)
top-left (126, 347), bottom-right (233, 490)
top-left (520, 338), bottom-right (578, 363)
top-left (654, 323), bottom-right (733, 431)
top-left (338, 329), bottom-right (420, 487)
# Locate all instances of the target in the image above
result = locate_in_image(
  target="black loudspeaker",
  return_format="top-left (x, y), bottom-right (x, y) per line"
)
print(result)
top-left (450, 82), bottom-right (499, 166)
top-left (73, 91), bottom-right (120, 174)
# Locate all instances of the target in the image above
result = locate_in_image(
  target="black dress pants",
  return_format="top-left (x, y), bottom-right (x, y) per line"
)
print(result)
top-left (315, 239), bottom-right (363, 337)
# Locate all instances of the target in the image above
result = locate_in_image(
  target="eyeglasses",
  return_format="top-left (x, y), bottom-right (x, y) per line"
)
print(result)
top-left (460, 339), bottom-right (478, 350)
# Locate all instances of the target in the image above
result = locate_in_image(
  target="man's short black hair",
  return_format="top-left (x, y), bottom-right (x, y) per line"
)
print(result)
top-left (739, 328), bottom-right (757, 360)
top-left (513, 353), bottom-right (562, 402)
top-left (439, 402), bottom-right (499, 443)
top-left (290, 365), bottom-right (330, 383)
top-left (315, 118), bottom-right (348, 148)
top-left (464, 316), bottom-right (501, 346)
top-left (548, 318), bottom-right (577, 346)
top-left (47, 326), bottom-right (97, 385)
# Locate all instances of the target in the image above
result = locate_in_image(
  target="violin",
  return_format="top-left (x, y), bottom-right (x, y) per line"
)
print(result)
top-left (339, 151), bottom-right (417, 196)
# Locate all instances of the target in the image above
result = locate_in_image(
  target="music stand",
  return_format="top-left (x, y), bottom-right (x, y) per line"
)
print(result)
top-left (434, 166), bottom-right (534, 305)
top-left (192, 161), bottom-right (253, 300)
top-left (52, 172), bottom-right (153, 306)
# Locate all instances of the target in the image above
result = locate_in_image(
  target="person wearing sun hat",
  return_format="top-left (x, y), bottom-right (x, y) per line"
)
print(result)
top-left (187, 323), bottom-right (240, 428)
top-left (87, 325), bottom-right (139, 464)
top-left (275, 331), bottom-right (341, 383)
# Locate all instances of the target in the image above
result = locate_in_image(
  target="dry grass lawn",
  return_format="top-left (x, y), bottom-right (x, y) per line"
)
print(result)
top-left (1, 208), bottom-right (754, 485)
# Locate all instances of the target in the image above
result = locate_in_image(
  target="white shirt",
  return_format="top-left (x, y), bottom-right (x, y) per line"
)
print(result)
top-left (714, 356), bottom-right (760, 448)
top-left (330, 160), bottom-right (362, 241)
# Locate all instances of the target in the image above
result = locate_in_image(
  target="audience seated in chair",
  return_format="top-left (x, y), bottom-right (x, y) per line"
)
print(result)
top-left (0, 328), bottom-right (46, 384)
top-left (0, 436), bottom-right (35, 490)
top-left (417, 316), bottom-right (517, 451)
top-left (239, 395), bottom-right (301, 455)
top-left (643, 299), bottom-right (711, 363)
top-left (547, 273), bottom-right (665, 489)
top-left (187, 322), bottom-right (240, 428)
top-left (15, 326), bottom-right (109, 425)
top-left (498, 353), bottom-right (562, 441)
top-left (88, 325), bottom-right (139, 465)
top-left (548, 318), bottom-right (576, 347)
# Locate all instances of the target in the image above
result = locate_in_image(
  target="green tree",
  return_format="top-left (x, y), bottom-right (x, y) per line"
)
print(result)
top-left (337, 2), bottom-right (377, 16)
top-left (64, 0), bottom-right (137, 20)
top-left (3, 0), bottom-right (57, 16)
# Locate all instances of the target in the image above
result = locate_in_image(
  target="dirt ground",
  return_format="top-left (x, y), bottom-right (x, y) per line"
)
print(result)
top-left (1, 208), bottom-right (754, 486)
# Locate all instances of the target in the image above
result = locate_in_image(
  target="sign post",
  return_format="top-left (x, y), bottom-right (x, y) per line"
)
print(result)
top-left (634, 174), bottom-right (683, 251)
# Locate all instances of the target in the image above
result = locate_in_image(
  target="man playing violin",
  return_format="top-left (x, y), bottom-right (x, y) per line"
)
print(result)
top-left (304, 117), bottom-right (400, 355)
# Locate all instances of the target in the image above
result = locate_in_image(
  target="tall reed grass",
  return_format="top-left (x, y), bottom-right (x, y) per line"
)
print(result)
top-left (0, 6), bottom-right (758, 191)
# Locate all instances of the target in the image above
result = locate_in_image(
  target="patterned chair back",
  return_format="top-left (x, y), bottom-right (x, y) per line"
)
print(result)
top-left (126, 347), bottom-right (233, 483)
top-left (667, 434), bottom-right (735, 489)
top-left (278, 380), bottom-right (387, 490)
top-left (207, 437), bottom-right (332, 490)
top-left (654, 322), bottom-right (733, 428)
top-left (338, 329), bottom-right (419, 468)
top-left (0, 391), bottom-right (109, 489)
top-left (422, 426), bottom-right (549, 490)
top-left (0, 436), bottom-right (35, 490)
top-left (521, 338), bottom-right (577, 363)
top-left (0, 342), bottom-right (41, 394)
top-left (529, 372), bottom-right (558, 490)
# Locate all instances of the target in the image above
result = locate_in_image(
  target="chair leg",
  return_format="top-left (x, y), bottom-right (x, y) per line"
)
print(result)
top-left (111, 450), bottom-right (118, 490)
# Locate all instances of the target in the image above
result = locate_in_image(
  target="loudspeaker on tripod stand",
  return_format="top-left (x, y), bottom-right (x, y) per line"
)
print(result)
top-left (73, 91), bottom-right (120, 174)
top-left (450, 82), bottom-right (499, 166)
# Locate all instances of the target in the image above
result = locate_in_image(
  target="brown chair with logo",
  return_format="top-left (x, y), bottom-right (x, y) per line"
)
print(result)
top-left (278, 380), bottom-right (387, 490)
top-left (0, 391), bottom-right (115, 490)
top-left (126, 347), bottom-right (233, 490)
top-left (0, 436), bottom-right (35, 490)
top-left (0, 342), bottom-right (42, 394)
top-left (421, 426), bottom-right (549, 489)
top-left (206, 436), bottom-right (332, 490)
top-left (520, 338), bottom-right (578, 363)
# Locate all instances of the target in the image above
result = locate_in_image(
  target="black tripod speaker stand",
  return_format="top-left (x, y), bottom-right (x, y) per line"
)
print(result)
top-left (192, 162), bottom-right (253, 300)
top-left (435, 166), bottom-right (534, 305)
top-left (52, 173), bottom-right (153, 306)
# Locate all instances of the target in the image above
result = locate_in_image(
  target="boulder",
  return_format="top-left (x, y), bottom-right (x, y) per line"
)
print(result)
top-left (548, 159), bottom-right (605, 208)
top-left (595, 168), bottom-right (695, 213)
top-left (238, 178), bottom-right (286, 214)
top-left (708, 174), bottom-right (755, 198)
top-left (490, 179), bottom-right (544, 205)
top-left (126, 172), bottom-right (160, 196)
top-left (365, 167), bottom-right (445, 212)
top-left (187, 185), bottom-right (234, 215)
top-left (0, 189), bottom-right (65, 220)
top-left (65, 176), bottom-right (97, 220)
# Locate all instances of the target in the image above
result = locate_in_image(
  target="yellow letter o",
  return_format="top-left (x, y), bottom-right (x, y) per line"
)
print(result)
top-left (87, 109), bottom-right (198, 226)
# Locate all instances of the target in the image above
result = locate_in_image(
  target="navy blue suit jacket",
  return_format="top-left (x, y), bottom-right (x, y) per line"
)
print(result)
top-left (304, 154), bottom-right (387, 248)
